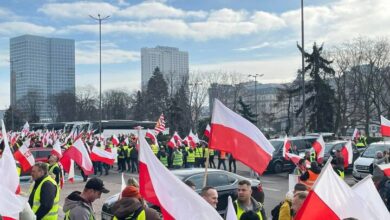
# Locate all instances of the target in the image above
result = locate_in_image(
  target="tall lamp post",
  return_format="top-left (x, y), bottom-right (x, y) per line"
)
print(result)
top-left (89, 14), bottom-right (110, 137)
top-left (301, 0), bottom-right (306, 134)
top-left (248, 74), bottom-right (264, 125)
top-left (9, 59), bottom-right (19, 131)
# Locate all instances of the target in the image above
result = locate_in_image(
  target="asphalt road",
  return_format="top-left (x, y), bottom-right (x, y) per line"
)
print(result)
top-left (20, 160), bottom-right (355, 220)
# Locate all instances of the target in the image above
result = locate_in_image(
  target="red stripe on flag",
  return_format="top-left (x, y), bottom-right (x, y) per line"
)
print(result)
top-left (210, 124), bottom-right (272, 174)
top-left (295, 191), bottom-right (339, 220)
top-left (381, 125), bottom-right (390, 137)
top-left (90, 152), bottom-right (115, 165)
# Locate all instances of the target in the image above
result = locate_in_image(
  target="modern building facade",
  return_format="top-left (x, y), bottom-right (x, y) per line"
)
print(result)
top-left (10, 35), bottom-right (75, 121)
top-left (141, 46), bottom-right (189, 94)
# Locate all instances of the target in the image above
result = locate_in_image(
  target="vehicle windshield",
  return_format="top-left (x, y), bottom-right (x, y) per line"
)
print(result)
top-left (325, 143), bottom-right (334, 153)
top-left (362, 144), bottom-right (390, 158)
top-left (270, 140), bottom-right (284, 152)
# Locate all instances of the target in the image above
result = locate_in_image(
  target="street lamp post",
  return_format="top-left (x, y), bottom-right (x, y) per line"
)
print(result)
top-left (90, 14), bottom-right (110, 138)
top-left (9, 59), bottom-right (19, 131)
top-left (248, 74), bottom-right (264, 125)
top-left (301, 0), bottom-right (306, 134)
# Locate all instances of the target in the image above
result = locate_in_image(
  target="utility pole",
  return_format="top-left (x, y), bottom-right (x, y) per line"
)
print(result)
top-left (301, 0), bottom-right (306, 135)
top-left (9, 59), bottom-right (18, 131)
top-left (248, 74), bottom-right (264, 126)
top-left (90, 14), bottom-right (110, 138)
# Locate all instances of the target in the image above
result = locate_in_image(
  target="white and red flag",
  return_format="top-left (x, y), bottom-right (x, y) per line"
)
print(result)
top-left (312, 135), bottom-right (325, 164)
top-left (10, 133), bottom-right (19, 147)
top-left (352, 175), bottom-right (390, 219)
top-left (111, 134), bottom-right (120, 146)
top-left (90, 146), bottom-right (116, 165)
top-left (154, 113), bottom-right (166, 134)
top-left (167, 136), bottom-right (176, 149)
top-left (209, 99), bottom-right (275, 175)
top-left (139, 135), bottom-right (222, 220)
top-left (282, 136), bottom-right (291, 159)
top-left (60, 138), bottom-right (94, 175)
top-left (68, 159), bottom-right (75, 183)
top-left (378, 163), bottom-right (390, 177)
top-left (204, 124), bottom-right (211, 138)
top-left (21, 121), bottom-right (29, 137)
top-left (381, 115), bottom-right (390, 137)
top-left (340, 140), bottom-right (353, 168)
top-left (146, 129), bottom-right (158, 146)
top-left (188, 130), bottom-right (199, 147)
top-left (173, 131), bottom-right (183, 146)
top-left (295, 160), bottom-right (374, 220)
top-left (52, 140), bottom-right (63, 158)
top-left (352, 128), bottom-right (360, 141)
top-left (13, 139), bottom-right (35, 172)
top-left (0, 185), bottom-right (26, 220)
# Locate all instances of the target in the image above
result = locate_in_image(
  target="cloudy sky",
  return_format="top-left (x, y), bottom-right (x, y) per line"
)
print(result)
top-left (0, 0), bottom-right (389, 108)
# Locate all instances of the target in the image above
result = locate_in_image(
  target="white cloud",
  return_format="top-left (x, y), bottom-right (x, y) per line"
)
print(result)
top-left (0, 22), bottom-right (55, 36)
top-left (76, 48), bottom-right (140, 64)
top-left (117, 0), bottom-right (130, 7)
top-left (38, 2), bottom-right (118, 19)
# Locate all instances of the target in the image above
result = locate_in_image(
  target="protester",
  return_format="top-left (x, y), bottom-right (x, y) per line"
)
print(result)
top-left (28, 162), bottom-right (60, 220)
top-left (156, 147), bottom-right (169, 168)
top-left (233, 180), bottom-right (266, 220)
top-left (47, 155), bottom-right (61, 185)
top-left (172, 147), bottom-right (183, 169)
top-left (371, 151), bottom-right (389, 183)
top-left (63, 177), bottom-right (109, 220)
top-left (201, 186), bottom-right (218, 209)
top-left (111, 186), bottom-right (161, 220)
top-left (217, 150), bottom-right (227, 170)
top-left (293, 159), bottom-right (307, 176)
top-left (209, 148), bottom-right (216, 168)
top-left (127, 177), bottom-right (140, 188)
top-left (277, 183), bottom-right (307, 220)
top-left (291, 191), bottom-right (309, 217)
top-left (299, 161), bottom-right (321, 190)
top-left (228, 153), bottom-right (236, 173)
top-left (240, 210), bottom-right (260, 220)
top-left (129, 145), bottom-right (139, 173)
top-left (331, 149), bottom-right (345, 179)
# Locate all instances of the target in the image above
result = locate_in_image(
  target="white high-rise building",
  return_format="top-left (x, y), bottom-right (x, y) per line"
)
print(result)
top-left (10, 35), bottom-right (75, 121)
top-left (141, 46), bottom-right (189, 94)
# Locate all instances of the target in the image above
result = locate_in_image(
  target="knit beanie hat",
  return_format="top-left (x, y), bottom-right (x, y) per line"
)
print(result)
top-left (121, 186), bottom-right (141, 199)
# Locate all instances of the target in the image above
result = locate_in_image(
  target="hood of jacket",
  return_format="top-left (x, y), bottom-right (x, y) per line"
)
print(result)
top-left (63, 191), bottom-right (92, 213)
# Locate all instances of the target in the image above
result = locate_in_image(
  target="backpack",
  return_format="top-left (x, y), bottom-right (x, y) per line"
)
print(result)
top-left (379, 179), bottom-right (390, 211)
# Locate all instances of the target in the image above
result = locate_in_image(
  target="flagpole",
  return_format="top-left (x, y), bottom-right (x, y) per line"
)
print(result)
top-left (203, 147), bottom-right (210, 188)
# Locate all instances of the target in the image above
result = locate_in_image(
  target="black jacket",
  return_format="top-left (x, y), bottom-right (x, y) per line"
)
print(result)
top-left (28, 175), bottom-right (57, 220)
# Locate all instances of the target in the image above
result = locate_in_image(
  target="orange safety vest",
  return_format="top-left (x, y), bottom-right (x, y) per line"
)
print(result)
top-left (301, 170), bottom-right (319, 190)
top-left (220, 151), bottom-right (226, 160)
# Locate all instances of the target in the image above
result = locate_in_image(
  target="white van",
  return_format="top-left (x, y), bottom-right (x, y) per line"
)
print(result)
top-left (352, 141), bottom-right (390, 180)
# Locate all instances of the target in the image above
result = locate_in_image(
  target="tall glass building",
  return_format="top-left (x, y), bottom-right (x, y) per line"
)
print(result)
top-left (10, 35), bottom-right (75, 121)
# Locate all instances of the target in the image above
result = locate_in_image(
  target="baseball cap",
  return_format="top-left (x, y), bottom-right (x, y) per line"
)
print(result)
top-left (85, 177), bottom-right (109, 193)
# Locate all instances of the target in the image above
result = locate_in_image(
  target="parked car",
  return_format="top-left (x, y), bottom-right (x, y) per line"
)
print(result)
top-left (101, 168), bottom-right (264, 219)
top-left (267, 136), bottom-right (317, 173)
top-left (353, 141), bottom-right (390, 181)
top-left (20, 148), bottom-right (52, 176)
top-left (323, 140), bottom-right (360, 171)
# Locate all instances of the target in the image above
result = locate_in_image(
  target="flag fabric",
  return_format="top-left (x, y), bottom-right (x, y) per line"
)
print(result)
top-left (188, 130), bottom-right (199, 147)
top-left (68, 159), bottom-right (75, 183)
top-left (340, 140), bottom-right (353, 168)
top-left (59, 162), bottom-right (65, 189)
top-left (21, 121), bottom-right (29, 137)
top-left (352, 175), bottom-right (390, 219)
top-left (352, 128), bottom-right (360, 141)
top-left (52, 140), bottom-right (63, 158)
top-left (121, 172), bottom-right (126, 192)
top-left (139, 135), bottom-right (222, 220)
top-left (225, 196), bottom-right (237, 220)
top-left (90, 146), bottom-right (116, 165)
top-left (378, 163), bottom-right (390, 176)
top-left (154, 113), bottom-right (166, 134)
top-left (13, 139), bottom-right (35, 172)
top-left (112, 134), bottom-right (120, 146)
top-left (209, 99), bottom-right (275, 175)
top-left (173, 132), bottom-right (183, 146)
top-left (282, 136), bottom-right (291, 159)
top-left (381, 115), bottom-right (390, 137)
top-left (60, 138), bottom-right (94, 175)
top-left (0, 186), bottom-right (26, 220)
top-left (204, 124), bottom-right (211, 138)
top-left (167, 136), bottom-right (176, 149)
top-left (295, 161), bottom-right (374, 220)
top-left (286, 153), bottom-right (303, 165)
top-left (10, 133), bottom-right (19, 147)
top-left (312, 135), bottom-right (325, 164)
top-left (146, 129), bottom-right (158, 146)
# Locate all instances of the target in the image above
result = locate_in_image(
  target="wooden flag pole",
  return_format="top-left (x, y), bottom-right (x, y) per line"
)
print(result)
top-left (203, 147), bottom-right (210, 188)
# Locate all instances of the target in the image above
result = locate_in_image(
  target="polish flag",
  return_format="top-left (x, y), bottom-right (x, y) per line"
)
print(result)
top-left (295, 161), bottom-right (375, 220)
top-left (188, 130), bottom-right (199, 147)
top-left (173, 131), bottom-right (183, 142)
top-left (10, 133), bottom-right (18, 147)
top-left (21, 121), bottom-right (29, 137)
top-left (282, 136), bottom-right (291, 159)
top-left (0, 186), bottom-right (26, 220)
top-left (225, 196), bottom-right (237, 220)
top-left (60, 138), bottom-right (94, 175)
top-left (340, 140), bottom-right (353, 168)
top-left (352, 128), bottom-right (360, 141)
top-left (378, 163), bottom-right (390, 176)
top-left (209, 99), bottom-right (275, 175)
top-left (59, 162), bottom-right (65, 189)
top-left (312, 135), bottom-right (325, 164)
top-left (0, 120), bottom-right (21, 196)
top-left (146, 129), bottom-right (158, 146)
top-left (13, 139), bottom-right (35, 172)
top-left (183, 136), bottom-right (189, 146)
top-left (112, 134), bottom-right (120, 146)
top-left (52, 140), bottom-right (63, 158)
top-left (286, 153), bottom-right (311, 168)
top-left (68, 159), bottom-right (75, 183)
top-left (204, 124), bottom-right (211, 138)
top-left (167, 136), bottom-right (176, 149)
top-left (352, 175), bottom-right (390, 219)
top-left (90, 146), bottom-right (116, 165)
top-left (380, 115), bottom-right (390, 137)
top-left (139, 135), bottom-right (223, 220)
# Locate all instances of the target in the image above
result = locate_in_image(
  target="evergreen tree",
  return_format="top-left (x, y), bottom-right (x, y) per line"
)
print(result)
top-left (297, 42), bottom-right (335, 132)
top-left (144, 67), bottom-right (169, 120)
top-left (168, 82), bottom-right (191, 136)
top-left (237, 96), bottom-right (257, 124)
top-left (131, 91), bottom-right (146, 120)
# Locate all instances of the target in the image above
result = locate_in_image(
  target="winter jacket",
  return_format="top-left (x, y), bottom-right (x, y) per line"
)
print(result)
top-left (278, 199), bottom-right (292, 220)
top-left (111, 197), bottom-right (161, 220)
top-left (63, 191), bottom-right (95, 220)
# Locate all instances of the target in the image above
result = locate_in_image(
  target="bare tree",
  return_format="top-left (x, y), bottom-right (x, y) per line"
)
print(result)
top-left (102, 89), bottom-right (132, 119)
top-left (50, 91), bottom-right (76, 122)
top-left (76, 85), bottom-right (99, 121)
top-left (17, 90), bottom-right (40, 122)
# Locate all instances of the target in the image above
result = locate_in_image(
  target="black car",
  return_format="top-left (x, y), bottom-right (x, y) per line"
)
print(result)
top-left (323, 140), bottom-right (360, 171)
top-left (101, 168), bottom-right (264, 219)
top-left (267, 136), bottom-right (317, 173)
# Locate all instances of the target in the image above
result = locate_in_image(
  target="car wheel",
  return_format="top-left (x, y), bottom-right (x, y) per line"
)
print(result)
top-left (273, 162), bottom-right (283, 173)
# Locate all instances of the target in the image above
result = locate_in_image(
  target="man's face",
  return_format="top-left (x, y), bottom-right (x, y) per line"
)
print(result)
top-left (237, 184), bottom-right (252, 202)
top-left (31, 166), bottom-right (44, 181)
top-left (292, 195), bottom-right (305, 214)
top-left (49, 155), bottom-right (57, 163)
top-left (203, 189), bottom-right (218, 209)
top-left (88, 190), bottom-right (102, 203)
